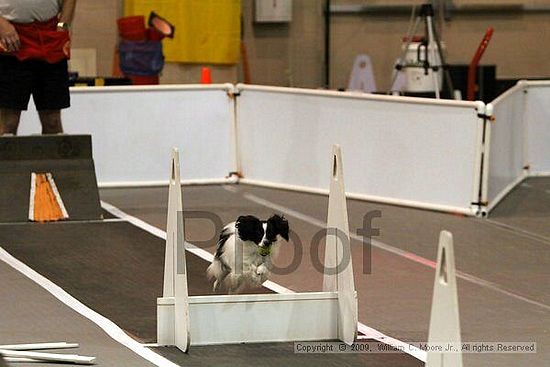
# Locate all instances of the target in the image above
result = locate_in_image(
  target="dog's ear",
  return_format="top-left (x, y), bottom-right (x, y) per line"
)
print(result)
top-left (236, 215), bottom-right (264, 244)
top-left (268, 214), bottom-right (289, 241)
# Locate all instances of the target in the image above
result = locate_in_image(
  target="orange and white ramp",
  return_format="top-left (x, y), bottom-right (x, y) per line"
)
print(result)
top-left (29, 173), bottom-right (69, 222)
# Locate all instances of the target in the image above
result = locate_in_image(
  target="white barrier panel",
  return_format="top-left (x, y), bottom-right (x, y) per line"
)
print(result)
top-left (524, 81), bottom-right (550, 175)
top-left (188, 292), bottom-right (338, 345)
top-left (486, 84), bottom-right (527, 211)
top-left (236, 84), bottom-right (485, 215)
top-left (18, 85), bottom-right (236, 186)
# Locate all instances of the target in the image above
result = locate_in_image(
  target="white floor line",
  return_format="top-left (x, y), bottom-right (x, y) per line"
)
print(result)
top-left (237, 190), bottom-right (550, 312)
top-left (100, 201), bottom-right (214, 262)
top-left (100, 200), bottom-right (428, 362)
top-left (0, 218), bottom-right (125, 226)
top-left (484, 218), bottom-right (550, 246)
top-left (0, 248), bottom-right (180, 367)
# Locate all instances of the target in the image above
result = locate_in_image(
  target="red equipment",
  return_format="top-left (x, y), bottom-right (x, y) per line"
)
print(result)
top-left (467, 27), bottom-right (494, 101)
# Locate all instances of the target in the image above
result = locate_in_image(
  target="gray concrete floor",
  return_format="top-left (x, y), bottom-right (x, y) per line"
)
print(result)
top-left (0, 260), bottom-right (157, 367)
top-left (99, 178), bottom-right (550, 367)
top-left (1, 178), bottom-right (547, 367)
top-left (489, 177), bottom-right (550, 239)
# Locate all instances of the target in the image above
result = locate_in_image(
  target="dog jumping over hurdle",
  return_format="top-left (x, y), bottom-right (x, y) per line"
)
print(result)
top-left (207, 214), bottom-right (289, 293)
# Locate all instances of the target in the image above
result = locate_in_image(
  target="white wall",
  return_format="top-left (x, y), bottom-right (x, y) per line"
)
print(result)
top-left (524, 82), bottom-right (550, 175)
top-left (486, 81), bottom-right (550, 212)
top-left (18, 85), bottom-right (236, 185)
top-left (486, 85), bottom-right (527, 210)
top-left (17, 81), bottom-right (549, 215)
top-left (236, 85), bottom-right (485, 215)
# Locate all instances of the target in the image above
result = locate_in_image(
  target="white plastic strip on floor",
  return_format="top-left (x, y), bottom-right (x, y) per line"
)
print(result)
top-left (0, 248), bottom-right (180, 367)
top-left (100, 200), bottom-right (428, 362)
top-left (5, 357), bottom-right (42, 363)
top-left (0, 342), bottom-right (78, 350)
top-left (0, 349), bottom-right (95, 365)
top-left (237, 190), bottom-right (550, 312)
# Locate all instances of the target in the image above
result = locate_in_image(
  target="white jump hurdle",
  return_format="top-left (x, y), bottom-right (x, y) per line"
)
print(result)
top-left (425, 231), bottom-right (463, 367)
top-left (157, 145), bottom-right (358, 351)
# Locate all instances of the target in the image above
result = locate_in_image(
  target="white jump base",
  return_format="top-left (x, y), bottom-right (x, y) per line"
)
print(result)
top-left (158, 291), bottom-right (346, 346)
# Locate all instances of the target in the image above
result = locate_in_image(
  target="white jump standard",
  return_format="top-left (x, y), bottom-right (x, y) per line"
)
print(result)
top-left (425, 231), bottom-right (463, 367)
top-left (157, 145), bottom-right (358, 351)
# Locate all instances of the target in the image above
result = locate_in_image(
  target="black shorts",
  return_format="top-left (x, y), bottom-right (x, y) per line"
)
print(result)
top-left (0, 55), bottom-right (70, 111)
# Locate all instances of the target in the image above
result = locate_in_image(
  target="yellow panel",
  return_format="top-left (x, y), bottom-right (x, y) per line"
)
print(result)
top-left (124, 0), bottom-right (241, 64)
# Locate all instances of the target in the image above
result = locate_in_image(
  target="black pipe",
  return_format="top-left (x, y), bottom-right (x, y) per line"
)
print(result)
top-left (324, 0), bottom-right (331, 89)
top-left (330, 3), bottom-right (549, 16)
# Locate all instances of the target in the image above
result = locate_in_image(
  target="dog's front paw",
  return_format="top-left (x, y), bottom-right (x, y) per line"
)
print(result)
top-left (255, 264), bottom-right (269, 283)
top-left (256, 264), bottom-right (268, 276)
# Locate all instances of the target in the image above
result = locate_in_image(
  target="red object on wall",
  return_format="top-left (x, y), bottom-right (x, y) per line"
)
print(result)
top-left (117, 15), bottom-right (167, 82)
top-left (467, 27), bottom-right (494, 101)
top-left (117, 16), bottom-right (147, 41)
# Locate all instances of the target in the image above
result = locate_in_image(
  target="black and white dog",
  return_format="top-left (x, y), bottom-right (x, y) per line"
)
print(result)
top-left (207, 214), bottom-right (289, 293)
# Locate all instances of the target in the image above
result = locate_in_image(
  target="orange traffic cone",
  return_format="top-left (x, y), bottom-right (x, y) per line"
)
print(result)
top-left (29, 173), bottom-right (69, 222)
top-left (200, 67), bottom-right (212, 84)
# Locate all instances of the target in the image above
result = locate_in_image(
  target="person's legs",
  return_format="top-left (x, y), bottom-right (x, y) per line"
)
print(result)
top-left (38, 109), bottom-right (63, 134)
top-left (0, 56), bottom-right (32, 135)
top-left (33, 59), bottom-right (70, 134)
top-left (0, 108), bottom-right (22, 135)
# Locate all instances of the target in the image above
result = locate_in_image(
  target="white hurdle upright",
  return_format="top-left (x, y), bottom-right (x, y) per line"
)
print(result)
top-left (425, 231), bottom-right (463, 367)
top-left (323, 145), bottom-right (358, 345)
top-left (157, 145), bottom-right (358, 351)
top-left (157, 148), bottom-right (190, 350)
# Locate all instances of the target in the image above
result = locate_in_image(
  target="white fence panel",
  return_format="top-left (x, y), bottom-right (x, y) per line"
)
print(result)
top-left (19, 85), bottom-right (235, 185)
top-left (524, 82), bottom-right (550, 175)
top-left (236, 85), bottom-right (484, 215)
top-left (188, 293), bottom-right (339, 345)
top-left (486, 85), bottom-right (527, 211)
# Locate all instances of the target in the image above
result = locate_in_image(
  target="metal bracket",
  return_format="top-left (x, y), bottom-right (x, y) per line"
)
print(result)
top-left (477, 113), bottom-right (495, 122)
